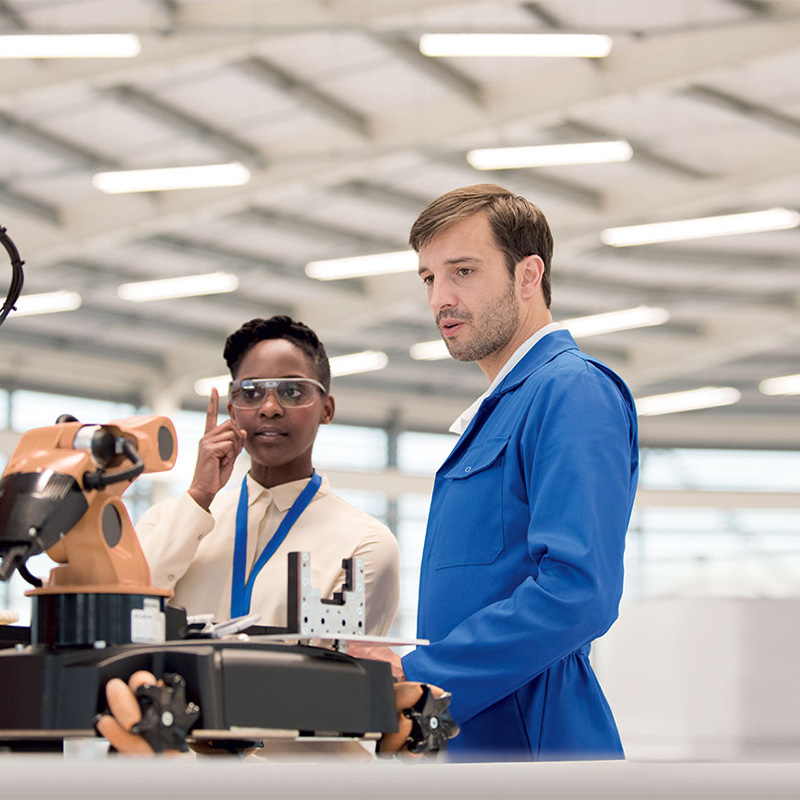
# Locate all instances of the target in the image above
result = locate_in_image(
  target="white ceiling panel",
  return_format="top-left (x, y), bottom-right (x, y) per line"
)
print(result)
top-left (0, 0), bottom-right (798, 447)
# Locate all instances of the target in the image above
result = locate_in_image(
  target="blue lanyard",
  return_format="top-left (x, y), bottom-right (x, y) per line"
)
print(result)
top-left (230, 470), bottom-right (322, 618)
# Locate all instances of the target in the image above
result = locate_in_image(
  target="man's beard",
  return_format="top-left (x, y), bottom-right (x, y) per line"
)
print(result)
top-left (440, 280), bottom-right (519, 362)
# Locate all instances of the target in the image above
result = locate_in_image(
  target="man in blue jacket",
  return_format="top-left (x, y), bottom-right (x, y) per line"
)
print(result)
top-left (352, 184), bottom-right (639, 761)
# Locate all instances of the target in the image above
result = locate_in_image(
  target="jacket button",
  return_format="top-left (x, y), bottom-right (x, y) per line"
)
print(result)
top-left (464, 466), bottom-right (472, 473)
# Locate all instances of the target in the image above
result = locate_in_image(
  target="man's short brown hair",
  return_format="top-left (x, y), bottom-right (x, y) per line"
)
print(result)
top-left (408, 183), bottom-right (553, 307)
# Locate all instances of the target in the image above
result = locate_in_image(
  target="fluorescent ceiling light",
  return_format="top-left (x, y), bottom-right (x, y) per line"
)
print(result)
top-left (305, 250), bottom-right (417, 281)
top-left (410, 306), bottom-right (669, 360)
top-left (420, 33), bottom-right (612, 58)
top-left (636, 387), bottom-right (741, 417)
top-left (93, 162), bottom-right (251, 194)
top-left (563, 306), bottom-right (670, 338)
top-left (118, 272), bottom-right (239, 303)
top-left (601, 208), bottom-right (800, 247)
top-left (467, 141), bottom-right (632, 170)
top-left (12, 290), bottom-right (82, 317)
top-left (0, 34), bottom-right (141, 59)
top-left (195, 375), bottom-right (230, 398)
top-left (330, 350), bottom-right (389, 377)
top-left (759, 373), bottom-right (800, 396)
top-left (410, 340), bottom-right (450, 361)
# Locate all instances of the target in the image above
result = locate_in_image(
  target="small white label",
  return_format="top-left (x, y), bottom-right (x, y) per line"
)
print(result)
top-left (130, 598), bottom-right (166, 643)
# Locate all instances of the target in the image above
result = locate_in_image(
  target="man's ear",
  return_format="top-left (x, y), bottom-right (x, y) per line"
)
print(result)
top-left (321, 394), bottom-right (335, 425)
top-left (518, 255), bottom-right (545, 300)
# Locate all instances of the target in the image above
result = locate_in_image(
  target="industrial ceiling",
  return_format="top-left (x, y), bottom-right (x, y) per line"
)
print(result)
top-left (1, 0), bottom-right (799, 448)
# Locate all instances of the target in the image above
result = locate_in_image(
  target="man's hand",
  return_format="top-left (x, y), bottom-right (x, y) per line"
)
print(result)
top-left (345, 641), bottom-right (406, 681)
top-left (95, 671), bottom-right (179, 755)
top-left (187, 388), bottom-right (246, 510)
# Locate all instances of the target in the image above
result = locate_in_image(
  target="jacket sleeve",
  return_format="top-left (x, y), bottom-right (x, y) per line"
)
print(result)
top-left (403, 361), bottom-right (638, 724)
top-left (136, 493), bottom-right (216, 590)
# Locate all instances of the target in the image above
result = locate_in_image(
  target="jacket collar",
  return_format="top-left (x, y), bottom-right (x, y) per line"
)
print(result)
top-left (491, 328), bottom-right (579, 398)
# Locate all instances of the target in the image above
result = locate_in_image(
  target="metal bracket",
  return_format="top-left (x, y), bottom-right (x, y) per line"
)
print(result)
top-left (287, 551), bottom-right (365, 637)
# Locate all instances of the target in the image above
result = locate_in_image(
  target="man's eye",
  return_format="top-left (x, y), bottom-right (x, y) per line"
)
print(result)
top-left (242, 388), bottom-right (260, 400)
top-left (457, 268), bottom-right (472, 277)
top-left (421, 275), bottom-right (433, 285)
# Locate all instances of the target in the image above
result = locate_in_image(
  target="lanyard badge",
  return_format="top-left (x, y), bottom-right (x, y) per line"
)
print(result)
top-left (230, 471), bottom-right (322, 618)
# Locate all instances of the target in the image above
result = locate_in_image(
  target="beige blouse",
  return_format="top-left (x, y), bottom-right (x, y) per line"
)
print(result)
top-left (136, 473), bottom-right (400, 635)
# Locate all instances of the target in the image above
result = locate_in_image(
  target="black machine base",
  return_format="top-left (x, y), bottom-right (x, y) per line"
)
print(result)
top-left (0, 639), bottom-right (397, 748)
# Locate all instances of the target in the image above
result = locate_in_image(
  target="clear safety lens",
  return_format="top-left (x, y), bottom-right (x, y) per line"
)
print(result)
top-left (228, 378), bottom-right (325, 409)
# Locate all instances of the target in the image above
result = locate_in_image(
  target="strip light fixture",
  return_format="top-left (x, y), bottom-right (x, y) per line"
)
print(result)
top-left (195, 350), bottom-right (390, 397)
top-left (467, 141), bottom-right (633, 170)
top-left (12, 290), bottom-right (82, 317)
top-left (636, 387), bottom-right (741, 417)
top-left (0, 33), bottom-right (141, 59)
top-left (601, 208), bottom-right (800, 247)
top-left (329, 350), bottom-right (389, 376)
top-left (118, 272), bottom-right (239, 303)
top-left (759, 373), bottom-right (800, 396)
top-left (563, 306), bottom-right (670, 337)
top-left (305, 251), bottom-right (417, 281)
top-left (93, 162), bottom-right (251, 194)
top-left (419, 33), bottom-right (613, 58)
top-left (410, 306), bottom-right (670, 361)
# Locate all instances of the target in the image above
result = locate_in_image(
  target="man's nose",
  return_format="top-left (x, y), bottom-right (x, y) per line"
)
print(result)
top-left (428, 280), bottom-right (455, 314)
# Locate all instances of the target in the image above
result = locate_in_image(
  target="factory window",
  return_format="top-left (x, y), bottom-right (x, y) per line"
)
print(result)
top-left (625, 448), bottom-right (800, 604)
top-left (640, 448), bottom-right (800, 493)
top-left (0, 388), bottom-right (8, 429)
top-left (10, 390), bottom-right (137, 433)
top-left (314, 424), bottom-right (388, 472)
top-left (397, 431), bottom-right (459, 475)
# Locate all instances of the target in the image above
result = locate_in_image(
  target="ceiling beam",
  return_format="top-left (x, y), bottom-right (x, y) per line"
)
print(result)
top-left (0, 110), bottom-right (117, 169)
top-left (0, 184), bottom-right (60, 224)
top-left (374, 35), bottom-right (483, 106)
top-left (559, 119), bottom-right (716, 180)
top-left (236, 207), bottom-right (403, 251)
top-left (0, 0), bottom-right (27, 29)
top-left (429, 151), bottom-right (604, 209)
top-left (683, 83), bottom-right (800, 139)
top-left (102, 84), bottom-right (266, 167)
top-left (233, 56), bottom-right (370, 138)
top-left (372, 15), bottom-right (800, 147)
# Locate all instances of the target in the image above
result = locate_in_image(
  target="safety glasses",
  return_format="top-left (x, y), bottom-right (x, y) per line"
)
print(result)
top-left (228, 378), bottom-right (326, 409)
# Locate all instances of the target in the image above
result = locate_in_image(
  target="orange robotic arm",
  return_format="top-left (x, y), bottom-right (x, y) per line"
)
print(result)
top-left (0, 415), bottom-right (176, 594)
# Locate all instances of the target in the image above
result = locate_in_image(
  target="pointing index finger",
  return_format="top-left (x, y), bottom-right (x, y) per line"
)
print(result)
top-left (205, 387), bottom-right (220, 435)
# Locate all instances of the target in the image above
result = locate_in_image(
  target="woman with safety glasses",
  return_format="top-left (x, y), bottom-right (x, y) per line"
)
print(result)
top-left (136, 316), bottom-right (400, 635)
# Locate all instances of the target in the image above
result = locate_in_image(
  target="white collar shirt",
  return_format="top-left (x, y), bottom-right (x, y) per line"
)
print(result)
top-left (449, 322), bottom-right (563, 435)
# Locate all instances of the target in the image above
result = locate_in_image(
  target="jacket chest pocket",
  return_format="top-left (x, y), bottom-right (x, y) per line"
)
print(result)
top-left (434, 435), bottom-right (509, 569)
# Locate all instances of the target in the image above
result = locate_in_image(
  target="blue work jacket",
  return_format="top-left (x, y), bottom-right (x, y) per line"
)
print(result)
top-left (402, 330), bottom-right (639, 761)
